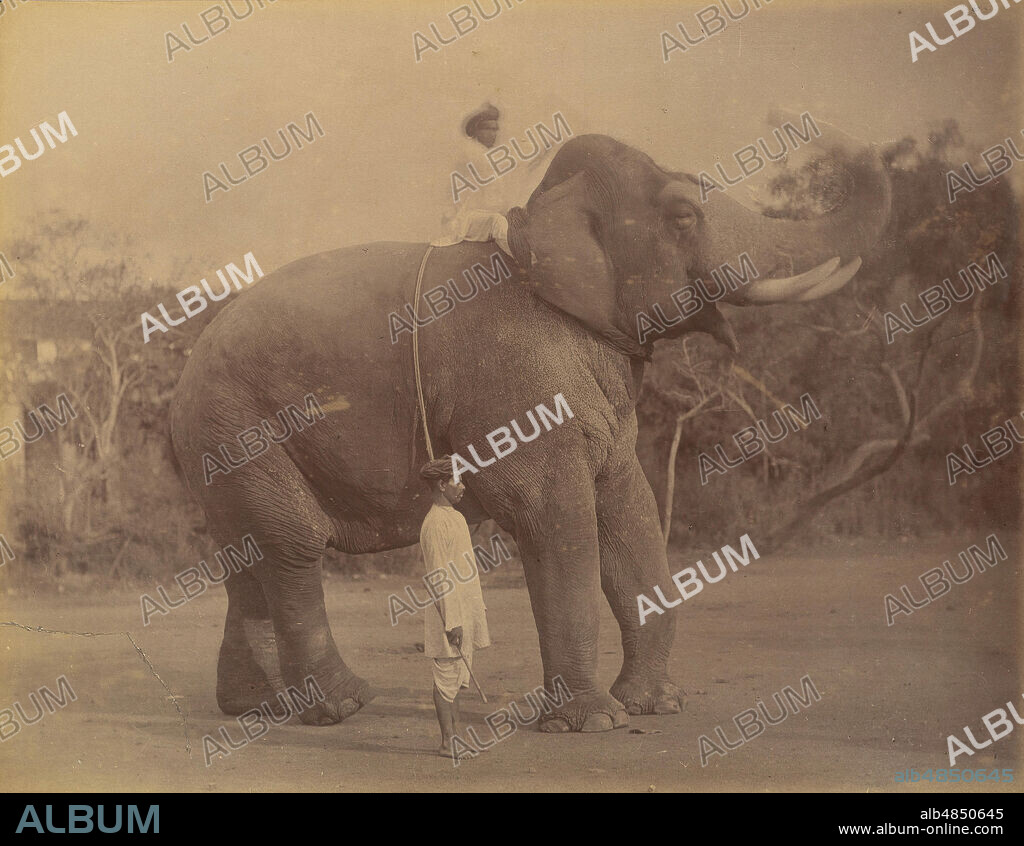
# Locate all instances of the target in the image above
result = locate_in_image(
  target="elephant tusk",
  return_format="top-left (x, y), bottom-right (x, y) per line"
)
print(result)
top-left (744, 256), bottom-right (842, 304)
top-left (792, 257), bottom-right (863, 301)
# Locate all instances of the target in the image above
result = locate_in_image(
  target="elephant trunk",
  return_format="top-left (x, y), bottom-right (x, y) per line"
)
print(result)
top-left (698, 115), bottom-right (892, 305)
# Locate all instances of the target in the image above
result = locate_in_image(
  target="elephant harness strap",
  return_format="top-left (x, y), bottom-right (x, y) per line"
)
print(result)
top-left (412, 211), bottom-right (650, 456)
top-left (412, 219), bottom-right (539, 461)
top-left (412, 245), bottom-right (438, 461)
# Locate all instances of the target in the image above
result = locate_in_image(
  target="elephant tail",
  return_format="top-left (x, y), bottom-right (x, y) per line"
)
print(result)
top-left (166, 427), bottom-right (185, 484)
top-left (506, 205), bottom-right (532, 270)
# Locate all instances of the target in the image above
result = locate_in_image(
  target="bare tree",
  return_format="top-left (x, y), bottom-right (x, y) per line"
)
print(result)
top-left (651, 337), bottom-right (804, 548)
top-left (2, 212), bottom-right (186, 557)
top-left (764, 286), bottom-right (985, 553)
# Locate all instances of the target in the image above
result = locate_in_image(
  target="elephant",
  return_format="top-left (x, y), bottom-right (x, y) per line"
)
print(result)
top-left (169, 117), bottom-right (891, 732)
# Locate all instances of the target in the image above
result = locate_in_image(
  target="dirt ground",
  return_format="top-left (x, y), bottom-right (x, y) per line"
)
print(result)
top-left (1, 535), bottom-right (1021, 793)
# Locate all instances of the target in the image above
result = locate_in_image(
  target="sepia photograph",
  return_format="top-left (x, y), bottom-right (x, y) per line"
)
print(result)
top-left (0, 0), bottom-right (1021, 814)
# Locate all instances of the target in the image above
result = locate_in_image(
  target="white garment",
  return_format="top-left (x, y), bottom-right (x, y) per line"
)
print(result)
top-left (432, 134), bottom-right (545, 254)
top-left (419, 503), bottom-right (491, 660)
top-left (431, 209), bottom-right (511, 256)
top-left (432, 654), bottom-right (472, 703)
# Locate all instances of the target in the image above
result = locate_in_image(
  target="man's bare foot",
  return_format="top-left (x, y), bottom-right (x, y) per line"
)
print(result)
top-left (437, 741), bottom-right (472, 759)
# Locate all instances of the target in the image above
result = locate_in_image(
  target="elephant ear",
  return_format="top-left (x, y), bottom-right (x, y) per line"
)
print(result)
top-left (517, 172), bottom-right (646, 357)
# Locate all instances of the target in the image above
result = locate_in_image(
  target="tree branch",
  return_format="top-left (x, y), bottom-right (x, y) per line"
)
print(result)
top-left (762, 317), bottom-right (944, 553)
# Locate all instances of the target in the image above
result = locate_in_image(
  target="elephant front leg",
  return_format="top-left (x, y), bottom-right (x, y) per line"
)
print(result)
top-left (597, 459), bottom-right (684, 716)
top-left (513, 490), bottom-right (628, 733)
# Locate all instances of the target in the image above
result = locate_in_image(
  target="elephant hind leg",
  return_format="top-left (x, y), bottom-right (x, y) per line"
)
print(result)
top-left (216, 565), bottom-right (285, 716)
top-left (203, 457), bottom-right (375, 726)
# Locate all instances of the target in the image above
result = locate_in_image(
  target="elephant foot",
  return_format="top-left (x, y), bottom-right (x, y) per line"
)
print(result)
top-left (297, 673), bottom-right (376, 726)
top-left (217, 682), bottom-right (285, 717)
top-left (611, 675), bottom-right (684, 716)
top-left (216, 621), bottom-right (285, 717)
top-left (537, 689), bottom-right (629, 733)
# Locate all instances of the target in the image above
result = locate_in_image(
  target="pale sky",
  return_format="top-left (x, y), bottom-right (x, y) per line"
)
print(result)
top-left (0, 0), bottom-right (1020, 285)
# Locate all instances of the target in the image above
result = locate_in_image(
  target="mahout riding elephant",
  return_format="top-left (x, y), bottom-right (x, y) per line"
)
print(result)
top-left (170, 118), bottom-right (890, 732)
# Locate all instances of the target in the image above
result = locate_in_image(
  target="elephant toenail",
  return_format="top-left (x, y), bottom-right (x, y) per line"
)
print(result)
top-left (539, 718), bottom-right (571, 733)
top-left (338, 699), bottom-right (361, 719)
top-left (581, 713), bottom-right (614, 732)
top-left (612, 709), bottom-right (630, 728)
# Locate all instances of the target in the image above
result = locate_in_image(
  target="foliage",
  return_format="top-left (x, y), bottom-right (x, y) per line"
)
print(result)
top-left (1, 213), bottom-right (217, 583)
top-left (639, 119), bottom-right (1020, 551)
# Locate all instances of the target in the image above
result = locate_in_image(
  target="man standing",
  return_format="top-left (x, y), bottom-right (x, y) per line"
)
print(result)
top-left (419, 456), bottom-right (491, 758)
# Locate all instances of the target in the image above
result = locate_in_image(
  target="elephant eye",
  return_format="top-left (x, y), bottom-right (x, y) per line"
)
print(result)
top-left (672, 211), bottom-right (697, 233)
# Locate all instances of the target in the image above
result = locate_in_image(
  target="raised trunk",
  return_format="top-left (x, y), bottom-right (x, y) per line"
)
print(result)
top-left (700, 118), bottom-right (892, 302)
